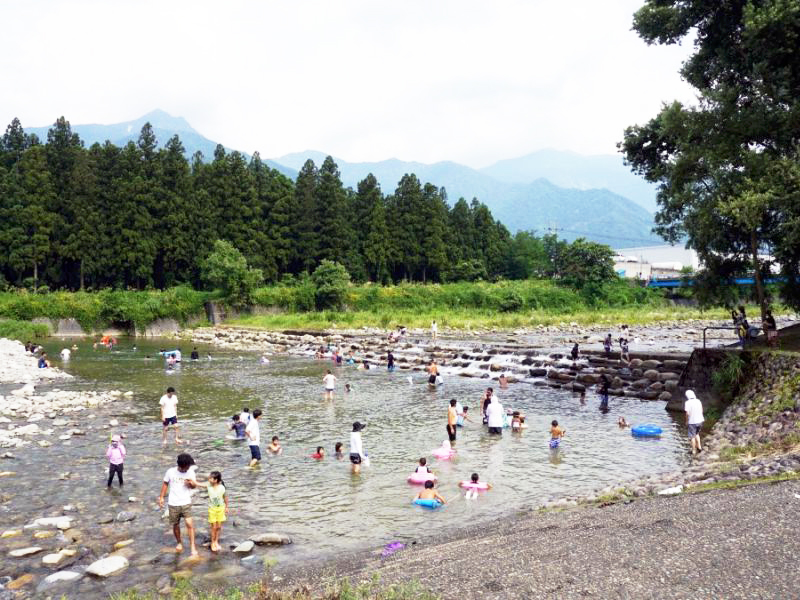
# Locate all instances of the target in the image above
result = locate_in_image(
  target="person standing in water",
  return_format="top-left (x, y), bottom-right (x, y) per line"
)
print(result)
top-left (570, 343), bottom-right (579, 362)
top-left (387, 351), bottom-right (395, 372)
top-left (160, 387), bottom-right (182, 446)
top-left (427, 360), bottom-right (439, 387)
top-left (349, 421), bottom-right (367, 474)
top-left (323, 369), bottom-right (337, 401)
top-left (684, 390), bottom-right (705, 454)
top-left (431, 320), bottom-right (438, 343)
top-left (158, 453), bottom-right (199, 557)
top-left (598, 375), bottom-right (610, 411)
top-left (486, 394), bottom-right (504, 435)
top-left (245, 409), bottom-right (262, 467)
top-left (447, 399), bottom-right (458, 443)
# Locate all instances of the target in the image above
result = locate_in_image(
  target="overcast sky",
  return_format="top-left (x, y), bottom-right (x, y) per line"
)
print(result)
top-left (1, 0), bottom-right (696, 167)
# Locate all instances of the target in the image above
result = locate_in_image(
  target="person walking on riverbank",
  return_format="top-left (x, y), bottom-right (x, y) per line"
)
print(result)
top-left (447, 399), bottom-right (458, 443)
top-left (684, 390), bottom-right (705, 454)
top-left (323, 370), bottom-right (337, 401)
top-left (349, 421), bottom-right (366, 474)
top-left (246, 409), bottom-right (262, 467)
top-left (158, 453), bottom-right (199, 557)
top-left (765, 310), bottom-right (778, 347)
top-left (160, 387), bottom-right (182, 446)
top-left (106, 434), bottom-right (126, 487)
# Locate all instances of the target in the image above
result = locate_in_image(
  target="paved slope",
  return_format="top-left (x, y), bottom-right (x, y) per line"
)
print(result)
top-left (276, 480), bottom-right (800, 599)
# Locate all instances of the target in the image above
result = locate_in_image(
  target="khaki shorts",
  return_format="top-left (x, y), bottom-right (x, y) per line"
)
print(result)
top-left (168, 504), bottom-right (192, 525)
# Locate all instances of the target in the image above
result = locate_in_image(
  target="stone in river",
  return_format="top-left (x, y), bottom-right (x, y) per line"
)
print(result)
top-left (97, 515), bottom-right (114, 524)
top-left (10, 546), bottom-right (43, 557)
top-left (113, 539), bottom-right (134, 550)
top-left (42, 551), bottom-right (68, 566)
top-left (36, 570), bottom-right (82, 592)
top-left (85, 555), bottom-right (129, 577)
top-left (232, 540), bottom-right (254, 554)
top-left (34, 530), bottom-right (56, 539)
top-left (32, 516), bottom-right (73, 530)
top-left (249, 532), bottom-right (292, 545)
top-left (1, 529), bottom-right (21, 538)
top-left (6, 574), bottom-right (34, 589)
top-left (115, 510), bottom-right (137, 522)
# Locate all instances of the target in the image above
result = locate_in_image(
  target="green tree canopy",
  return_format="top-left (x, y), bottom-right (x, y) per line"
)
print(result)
top-left (202, 239), bottom-right (263, 306)
top-left (621, 0), bottom-right (800, 315)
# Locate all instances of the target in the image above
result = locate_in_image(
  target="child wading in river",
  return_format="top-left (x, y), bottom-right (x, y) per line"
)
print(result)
top-left (204, 470), bottom-right (228, 552)
top-left (549, 420), bottom-right (566, 449)
top-left (106, 434), bottom-right (126, 487)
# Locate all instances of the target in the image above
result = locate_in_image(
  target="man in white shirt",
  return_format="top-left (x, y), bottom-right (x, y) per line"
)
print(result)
top-left (323, 370), bottom-right (337, 401)
top-left (157, 453), bottom-right (198, 556)
top-left (431, 320), bottom-right (438, 343)
top-left (246, 409), bottom-right (262, 467)
top-left (159, 387), bottom-right (182, 446)
top-left (486, 396), bottom-right (505, 435)
top-left (684, 389), bottom-right (705, 454)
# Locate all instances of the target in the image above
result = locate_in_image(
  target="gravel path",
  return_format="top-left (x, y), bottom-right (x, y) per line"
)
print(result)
top-left (275, 480), bottom-right (800, 599)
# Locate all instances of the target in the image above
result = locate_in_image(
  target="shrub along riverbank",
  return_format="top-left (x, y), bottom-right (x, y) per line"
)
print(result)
top-left (0, 287), bottom-right (210, 336)
top-left (0, 279), bottom-right (769, 340)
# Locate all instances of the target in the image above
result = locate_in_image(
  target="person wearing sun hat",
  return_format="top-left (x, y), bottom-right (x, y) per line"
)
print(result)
top-left (106, 433), bottom-right (126, 487)
top-left (684, 390), bottom-right (705, 454)
top-left (349, 421), bottom-right (367, 474)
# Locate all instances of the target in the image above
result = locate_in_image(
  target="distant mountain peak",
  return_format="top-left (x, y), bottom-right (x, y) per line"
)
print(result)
top-left (132, 109), bottom-right (196, 134)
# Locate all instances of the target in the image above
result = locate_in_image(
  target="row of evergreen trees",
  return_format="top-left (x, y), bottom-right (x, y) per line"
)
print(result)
top-left (0, 118), bottom-right (520, 291)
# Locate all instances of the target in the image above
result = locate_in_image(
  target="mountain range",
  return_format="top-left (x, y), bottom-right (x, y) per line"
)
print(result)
top-left (26, 110), bottom-right (661, 247)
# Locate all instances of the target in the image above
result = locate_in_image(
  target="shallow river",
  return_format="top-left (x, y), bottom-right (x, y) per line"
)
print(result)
top-left (4, 338), bottom-right (690, 596)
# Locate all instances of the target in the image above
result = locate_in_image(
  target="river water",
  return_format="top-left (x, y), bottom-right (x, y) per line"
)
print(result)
top-left (2, 338), bottom-right (690, 596)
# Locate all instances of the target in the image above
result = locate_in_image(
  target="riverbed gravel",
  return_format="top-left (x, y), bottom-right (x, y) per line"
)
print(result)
top-left (275, 479), bottom-right (800, 599)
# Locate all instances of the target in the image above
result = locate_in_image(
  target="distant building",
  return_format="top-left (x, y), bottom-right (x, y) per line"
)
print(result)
top-left (613, 245), bottom-right (700, 281)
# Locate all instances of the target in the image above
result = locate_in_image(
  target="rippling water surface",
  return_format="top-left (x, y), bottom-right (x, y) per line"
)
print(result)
top-left (5, 338), bottom-right (690, 594)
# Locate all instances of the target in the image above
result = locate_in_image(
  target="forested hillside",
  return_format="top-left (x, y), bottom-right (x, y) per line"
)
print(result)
top-left (0, 117), bottom-right (527, 290)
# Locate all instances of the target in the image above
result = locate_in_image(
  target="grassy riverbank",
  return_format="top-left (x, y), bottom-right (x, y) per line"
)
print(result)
top-left (0, 279), bottom-right (777, 339)
top-left (114, 576), bottom-right (437, 600)
top-left (228, 304), bottom-right (744, 331)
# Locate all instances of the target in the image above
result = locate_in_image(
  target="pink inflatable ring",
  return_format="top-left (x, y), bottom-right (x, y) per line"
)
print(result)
top-left (407, 472), bottom-right (437, 485)
top-left (432, 448), bottom-right (455, 460)
top-left (459, 480), bottom-right (489, 490)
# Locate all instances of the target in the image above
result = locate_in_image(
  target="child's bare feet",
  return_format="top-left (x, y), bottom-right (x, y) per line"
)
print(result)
top-left (190, 548), bottom-right (199, 557)
top-left (175, 543), bottom-right (183, 553)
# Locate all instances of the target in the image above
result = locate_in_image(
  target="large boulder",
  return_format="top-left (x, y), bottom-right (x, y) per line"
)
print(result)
top-left (643, 369), bottom-right (660, 381)
top-left (85, 555), bottom-right (129, 577)
top-left (659, 372), bottom-right (681, 381)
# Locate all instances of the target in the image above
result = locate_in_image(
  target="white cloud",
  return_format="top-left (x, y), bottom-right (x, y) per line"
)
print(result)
top-left (0, 0), bottom-right (696, 166)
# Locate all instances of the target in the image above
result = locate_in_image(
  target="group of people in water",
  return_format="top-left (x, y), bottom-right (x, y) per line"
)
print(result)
top-left (86, 323), bottom-right (706, 555)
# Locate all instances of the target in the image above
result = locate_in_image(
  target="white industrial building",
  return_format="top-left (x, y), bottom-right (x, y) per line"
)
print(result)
top-left (613, 245), bottom-right (700, 280)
